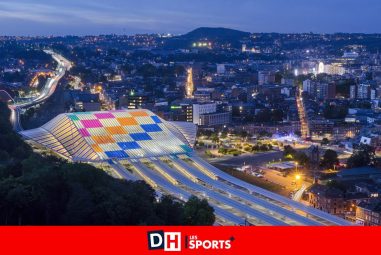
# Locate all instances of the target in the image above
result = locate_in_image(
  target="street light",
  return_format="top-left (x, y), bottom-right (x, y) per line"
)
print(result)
top-left (295, 174), bottom-right (301, 190)
top-left (295, 162), bottom-right (300, 189)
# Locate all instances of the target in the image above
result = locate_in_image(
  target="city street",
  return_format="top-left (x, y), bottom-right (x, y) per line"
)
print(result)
top-left (260, 168), bottom-right (309, 191)
top-left (207, 150), bottom-right (284, 167)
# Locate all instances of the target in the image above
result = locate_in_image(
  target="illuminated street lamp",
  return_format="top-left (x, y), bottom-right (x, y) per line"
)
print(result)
top-left (295, 174), bottom-right (301, 190)
top-left (295, 162), bottom-right (300, 189)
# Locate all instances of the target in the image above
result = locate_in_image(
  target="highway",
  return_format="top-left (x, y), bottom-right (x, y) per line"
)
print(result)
top-left (9, 50), bottom-right (72, 131)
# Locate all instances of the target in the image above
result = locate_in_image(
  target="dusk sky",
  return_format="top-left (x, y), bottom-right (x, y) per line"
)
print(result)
top-left (0, 0), bottom-right (380, 35)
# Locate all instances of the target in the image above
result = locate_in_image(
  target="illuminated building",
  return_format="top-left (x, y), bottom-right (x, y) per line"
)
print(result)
top-left (302, 79), bottom-right (313, 94)
top-left (350, 85), bottom-right (357, 99)
top-left (258, 71), bottom-right (275, 85)
top-left (192, 103), bottom-right (217, 125)
top-left (193, 90), bottom-right (211, 103)
top-left (318, 62), bottom-right (325, 74)
top-left (186, 68), bottom-right (194, 98)
top-left (20, 110), bottom-right (194, 161)
top-left (242, 44), bottom-right (260, 53)
top-left (316, 82), bottom-right (336, 100)
top-left (198, 111), bottom-right (231, 126)
top-left (216, 64), bottom-right (226, 74)
top-left (324, 63), bottom-right (345, 75)
top-left (302, 80), bottom-right (335, 99)
top-left (192, 41), bottom-right (212, 48)
top-left (119, 91), bottom-right (152, 109)
top-left (68, 91), bottom-right (101, 112)
top-left (170, 103), bottom-right (193, 123)
top-left (357, 84), bottom-right (371, 99)
top-left (343, 51), bottom-right (359, 59)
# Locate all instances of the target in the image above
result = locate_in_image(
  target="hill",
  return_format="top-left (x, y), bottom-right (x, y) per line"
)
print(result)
top-left (182, 27), bottom-right (250, 41)
top-left (164, 27), bottom-right (250, 49)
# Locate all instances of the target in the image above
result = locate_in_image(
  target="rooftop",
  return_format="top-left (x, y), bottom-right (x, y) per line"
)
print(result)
top-left (308, 184), bottom-right (344, 198)
top-left (337, 167), bottom-right (381, 178)
top-left (20, 109), bottom-right (194, 162)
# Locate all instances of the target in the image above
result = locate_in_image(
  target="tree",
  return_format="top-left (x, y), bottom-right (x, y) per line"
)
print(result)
top-left (258, 130), bottom-right (272, 138)
top-left (255, 109), bottom-right (271, 123)
top-left (0, 102), bottom-right (13, 134)
top-left (220, 131), bottom-right (227, 139)
top-left (321, 149), bottom-right (338, 169)
top-left (136, 64), bottom-right (157, 78)
top-left (271, 109), bottom-right (284, 122)
top-left (0, 178), bottom-right (36, 225)
top-left (321, 138), bottom-right (329, 146)
top-left (259, 144), bottom-right (270, 151)
top-left (347, 144), bottom-right (375, 168)
top-left (210, 133), bottom-right (219, 144)
top-left (283, 145), bottom-right (296, 158)
top-left (275, 72), bottom-right (283, 84)
top-left (155, 195), bottom-right (185, 225)
top-left (239, 130), bottom-right (249, 139)
top-left (0, 150), bottom-right (10, 162)
top-left (183, 196), bottom-right (215, 225)
top-left (295, 152), bottom-right (310, 166)
top-left (323, 104), bottom-right (348, 119)
top-left (218, 148), bottom-right (228, 154)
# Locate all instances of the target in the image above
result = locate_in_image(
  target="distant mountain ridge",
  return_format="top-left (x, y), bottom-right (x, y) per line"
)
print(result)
top-left (181, 27), bottom-right (250, 40)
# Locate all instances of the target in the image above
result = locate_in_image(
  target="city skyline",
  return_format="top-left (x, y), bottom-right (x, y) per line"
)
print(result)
top-left (0, 0), bottom-right (381, 36)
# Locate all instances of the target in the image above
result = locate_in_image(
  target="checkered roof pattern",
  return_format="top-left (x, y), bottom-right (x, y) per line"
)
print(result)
top-left (65, 110), bottom-right (192, 160)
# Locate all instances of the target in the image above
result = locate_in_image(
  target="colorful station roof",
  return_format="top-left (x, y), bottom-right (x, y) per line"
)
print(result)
top-left (20, 110), bottom-right (193, 162)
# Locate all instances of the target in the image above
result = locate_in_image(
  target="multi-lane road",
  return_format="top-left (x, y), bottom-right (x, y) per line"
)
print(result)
top-left (8, 50), bottom-right (72, 131)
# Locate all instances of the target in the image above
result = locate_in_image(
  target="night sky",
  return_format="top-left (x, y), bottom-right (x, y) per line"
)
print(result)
top-left (0, 0), bottom-right (380, 35)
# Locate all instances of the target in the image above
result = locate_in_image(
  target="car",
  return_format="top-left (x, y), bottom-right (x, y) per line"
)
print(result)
top-left (254, 173), bottom-right (264, 178)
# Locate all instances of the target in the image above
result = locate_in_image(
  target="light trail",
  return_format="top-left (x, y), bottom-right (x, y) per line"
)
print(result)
top-left (296, 87), bottom-right (310, 139)
top-left (8, 50), bottom-right (72, 131)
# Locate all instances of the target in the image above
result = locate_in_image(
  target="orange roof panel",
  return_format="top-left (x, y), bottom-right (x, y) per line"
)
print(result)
top-left (92, 135), bottom-right (115, 144)
top-left (117, 117), bottom-right (138, 126)
top-left (92, 144), bottom-right (103, 153)
top-left (130, 111), bottom-right (149, 117)
top-left (106, 126), bottom-right (127, 135)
